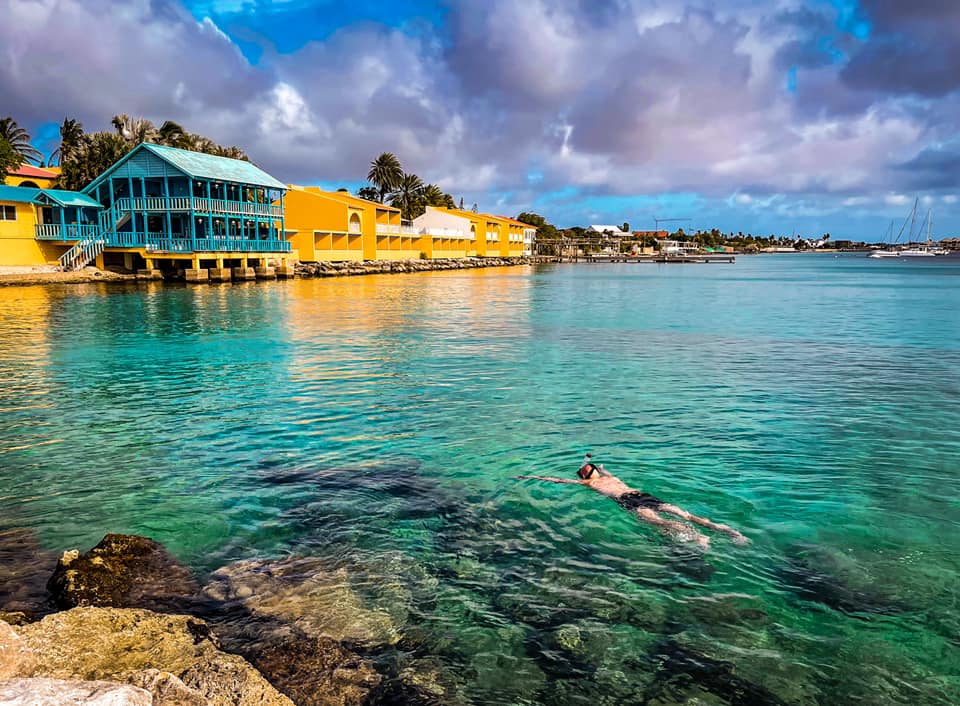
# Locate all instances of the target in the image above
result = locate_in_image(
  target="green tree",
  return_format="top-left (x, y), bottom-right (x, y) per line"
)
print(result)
top-left (367, 152), bottom-right (403, 203)
top-left (111, 114), bottom-right (159, 146)
top-left (357, 186), bottom-right (380, 202)
top-left (0, 137), bottom-right (24, 183)
top-left (517, 212), bottom-right (546, 227)
top-left (50, 118), bottom-right (84, 166)
top-left (622, 222), bottom-right (630, 232)
top-left (157, 120), bottom-right (191, 149)
top-left (389, 172), bottom-right (426, 219)
top-left (423, 183), bottom-right (447, 208)
top-left (443, 193), bottom-right (456, 209)
top-left (0, 117), bottom-right (43, 165)
top-left (58, 131), bottom-right (129, 191)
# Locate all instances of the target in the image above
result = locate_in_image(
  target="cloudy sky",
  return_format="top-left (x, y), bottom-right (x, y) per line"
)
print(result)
top-left (3, 0), bottom-right (959, 239)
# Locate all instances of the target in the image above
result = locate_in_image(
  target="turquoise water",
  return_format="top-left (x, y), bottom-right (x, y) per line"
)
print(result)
top-left (1, 255), bottom-right (959, 704)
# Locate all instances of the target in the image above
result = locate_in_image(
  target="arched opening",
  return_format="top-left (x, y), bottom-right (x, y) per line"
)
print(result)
top-left (349, 213), bottom-right (362, 234)
top-left (18, 181), bottom-right (39, 188)
top-left (470, 225), bottom-right (476, 239)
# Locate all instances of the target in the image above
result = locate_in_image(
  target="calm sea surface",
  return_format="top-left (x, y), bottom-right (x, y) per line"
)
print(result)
top-left (1, 255), bottom-right (958, 704)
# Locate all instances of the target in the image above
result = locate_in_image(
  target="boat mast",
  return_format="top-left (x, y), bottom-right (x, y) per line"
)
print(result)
top-left (908, 197), bottom-right (918, 243)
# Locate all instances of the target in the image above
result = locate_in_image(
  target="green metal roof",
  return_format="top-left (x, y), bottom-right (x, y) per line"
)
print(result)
top-left (38, 189), bottom-right (103, 208)
top-left (0, 184), bottom-right (42, 203)
top-left (141, 144), bottom-right (286, 190)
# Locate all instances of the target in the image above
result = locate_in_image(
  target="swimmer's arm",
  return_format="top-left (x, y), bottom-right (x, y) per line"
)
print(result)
top-left (515, 475), bottom-right (586, 485)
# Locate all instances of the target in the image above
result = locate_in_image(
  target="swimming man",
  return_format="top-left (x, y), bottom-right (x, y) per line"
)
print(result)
top-left (517, 456), bottom-right (748, 549)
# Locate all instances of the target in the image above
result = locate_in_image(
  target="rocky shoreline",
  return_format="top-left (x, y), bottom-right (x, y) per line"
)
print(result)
top-left (0, 532), bottom-right (452, 705)
top-left (294, 256), bottom-right (531, 278)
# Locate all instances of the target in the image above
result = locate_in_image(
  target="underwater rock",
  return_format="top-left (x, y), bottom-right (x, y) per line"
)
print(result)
top-left (47, 534), bottom-right (200, 612)
top-left (203, 556), bottom-right (399, 648)
top-left (12, 606), bottom-right (294, 706)
top-left (777, 546), bottom-right (907, 618)
top-left (211, 621), bottom-right (381, 706)
top-left (643, 638), bottom-right (789, 706)
top-left (0, 677), bottom-right (153, 705)
top-left (0, 527), bottom-right (58, 617)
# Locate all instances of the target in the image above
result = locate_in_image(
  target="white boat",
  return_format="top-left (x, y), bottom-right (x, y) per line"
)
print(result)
top-left (899, 247), bottom-right (936, 257)
top-left (869, 199), bottom-right (950, 258)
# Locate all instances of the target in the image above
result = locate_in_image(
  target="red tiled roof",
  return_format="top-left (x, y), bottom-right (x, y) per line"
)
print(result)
top-left (11, 165), bottom-right (58, 179)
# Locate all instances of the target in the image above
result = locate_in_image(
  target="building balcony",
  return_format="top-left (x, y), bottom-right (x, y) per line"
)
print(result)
top-left (114, 197), bottom-right (282, 219)
top-left (99, 231), bottom-right (292, 253)
top-left (424, 227), bottom-right (465, 238)
top-left (376, 224), bottom-right (420, 235)
top-left (35, 224), bottom-right (100, 241)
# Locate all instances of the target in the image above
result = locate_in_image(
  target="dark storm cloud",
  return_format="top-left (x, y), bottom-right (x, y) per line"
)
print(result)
top-left (895, 145), bottom-right (960, 190)
top-left (841, 0), bottom-right (960, 97)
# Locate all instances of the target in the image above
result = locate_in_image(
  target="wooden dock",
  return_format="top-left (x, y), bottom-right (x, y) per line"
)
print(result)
top-left (578, 254), bottom-right (736, 264)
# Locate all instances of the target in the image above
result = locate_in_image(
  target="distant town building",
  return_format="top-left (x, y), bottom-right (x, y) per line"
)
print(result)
top-left (632, 230), bottom-right (668, 239)
top-left (588, 224), bottom-right (628, 236)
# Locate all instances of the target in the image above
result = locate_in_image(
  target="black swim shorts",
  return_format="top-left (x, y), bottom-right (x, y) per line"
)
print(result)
top-left (616, 491), bottom-right (665, 512)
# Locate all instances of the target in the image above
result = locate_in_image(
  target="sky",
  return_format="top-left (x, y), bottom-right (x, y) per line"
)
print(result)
top-left (2, 0), bottom-right (959, 240)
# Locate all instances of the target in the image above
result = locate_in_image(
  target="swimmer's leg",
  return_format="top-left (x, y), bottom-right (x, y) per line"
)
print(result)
top-left (657, 503), bottom-right (749, 545)
top-left (635, 508), bottom-right (710, 549)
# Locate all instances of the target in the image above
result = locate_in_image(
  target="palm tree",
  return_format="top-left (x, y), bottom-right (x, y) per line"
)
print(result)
top-left (423, 183), bottom-right (445, 207)
top-left (50, 118), bottom-right (84, 166)
top-left (111, 114), bottom-right (158, 146)
top-left (0, 117), bottom-right (43, 165)
top-left (367, 152), bottom-right (403, 203)
top-left (158, 120), bottom-right (190, 149)
top-left (389, 172), bottom-right (426, 220)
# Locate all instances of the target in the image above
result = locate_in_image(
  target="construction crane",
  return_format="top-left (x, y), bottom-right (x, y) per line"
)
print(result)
top-left (653, 217), bottom-right (692, 232)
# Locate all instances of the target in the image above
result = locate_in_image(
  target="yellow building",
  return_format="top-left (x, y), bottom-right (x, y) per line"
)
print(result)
top-left (500, 216), bottom-right (532, 257)
top-left (285, 187), bottom-right (430, 261)
top-left (4, 164), bottom-right (59, 189)
top-left (0, 185), bottom-right (102, 266)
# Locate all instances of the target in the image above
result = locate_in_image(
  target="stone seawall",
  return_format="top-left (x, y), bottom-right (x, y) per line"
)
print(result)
top-left (295, 256), bottom-right (531, 278)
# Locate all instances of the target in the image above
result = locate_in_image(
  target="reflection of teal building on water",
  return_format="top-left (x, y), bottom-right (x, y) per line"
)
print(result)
top-left (35, 143), bottom-right (291, 276)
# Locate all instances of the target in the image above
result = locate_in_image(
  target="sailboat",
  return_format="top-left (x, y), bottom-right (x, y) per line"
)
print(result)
top-left (869, 220), bottom-right (900, 258)
top-left (868, 198), bottom-right (949, 258)
top-left (900, 209), bottom-right (944, 257)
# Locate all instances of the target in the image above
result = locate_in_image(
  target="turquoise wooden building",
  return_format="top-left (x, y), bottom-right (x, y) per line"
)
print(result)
top-left (38, 143), bottom-right (290, 272)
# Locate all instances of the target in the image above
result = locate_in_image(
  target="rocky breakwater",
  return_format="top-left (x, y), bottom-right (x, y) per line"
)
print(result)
top-left (0, 532), bottom-right (446, 705)
top-left (295, 256), bottom-right (531, 278)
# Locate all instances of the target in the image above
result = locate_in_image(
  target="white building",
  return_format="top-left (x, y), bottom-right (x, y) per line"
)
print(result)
top-left (412, 206), bottom-right (470, 239)
top-left (588, 224), bottom-right (629, 236)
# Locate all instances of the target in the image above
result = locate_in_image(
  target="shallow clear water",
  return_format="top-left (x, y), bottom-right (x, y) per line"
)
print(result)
top-left (1, 255), bottom-right (959, 705)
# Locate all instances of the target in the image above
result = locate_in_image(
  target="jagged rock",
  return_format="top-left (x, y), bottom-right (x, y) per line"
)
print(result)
top-left (204, 557), bottom-right (399, 648)
top-left (295, 257), bottom-right (530, 278)
top-left (0, 677), bottom-right (152, 705)
top-left (128, 669), bottom-right (207, 705)
top-left (14, 607), bottom-right (293, 706)
top-left (215, 623), bottom-right (380, 706)
top-left (0, 620), bottom-right (36, 679)
top-left (47, 534), bottom-right (199, 612)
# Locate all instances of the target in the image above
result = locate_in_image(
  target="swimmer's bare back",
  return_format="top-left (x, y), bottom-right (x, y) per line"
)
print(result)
top-left (516, 472), bottom-right (748, 549)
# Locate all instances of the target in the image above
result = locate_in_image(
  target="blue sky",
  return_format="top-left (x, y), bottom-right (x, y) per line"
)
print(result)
top-left (4, 0), bottom-right (960, 240)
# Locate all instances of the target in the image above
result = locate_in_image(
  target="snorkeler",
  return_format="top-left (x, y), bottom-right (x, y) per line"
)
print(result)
top-left (517, 454), bottom-right (749, 549)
